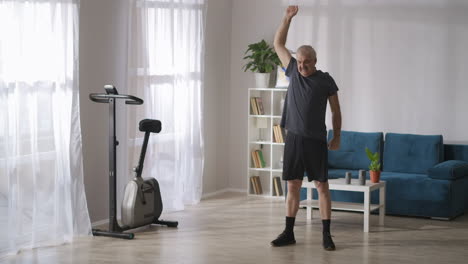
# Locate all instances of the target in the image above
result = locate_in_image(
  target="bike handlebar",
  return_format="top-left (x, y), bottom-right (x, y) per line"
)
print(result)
top-left (89, 85), bottom-right (144, 105)
top-left (89, 93), bottom-right (144, 105)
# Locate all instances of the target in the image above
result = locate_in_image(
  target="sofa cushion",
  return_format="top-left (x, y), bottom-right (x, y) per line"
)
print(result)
top-left (380, 172), bottom-right (449, 202)
top-left (383, 133), bottom-right (443, 174)
top-left (428, 160), bottom-right (468, 180)
top-left (328, 130), bottom-right (383, 170)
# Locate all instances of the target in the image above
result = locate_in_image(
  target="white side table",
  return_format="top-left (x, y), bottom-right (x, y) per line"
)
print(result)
top-left (300, 177), bottom-right (386, 232)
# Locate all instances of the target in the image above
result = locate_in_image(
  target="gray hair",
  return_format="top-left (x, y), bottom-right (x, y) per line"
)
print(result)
top-left (296, 45), bottom-right (317, 60)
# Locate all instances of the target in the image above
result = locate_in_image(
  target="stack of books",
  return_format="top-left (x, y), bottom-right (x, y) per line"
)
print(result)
top-left (250, 97), bottom-right (265, 115)
top-left (251, 149), bottom-right (266, 168)
top-left (250, 176), bottom-right (263, 194)
top-left (272, 176), bottom-right (283, 196)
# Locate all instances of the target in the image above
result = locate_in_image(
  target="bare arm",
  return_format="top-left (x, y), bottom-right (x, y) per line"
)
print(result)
top-left (328, 94), bottom-right (342, 150)
top-left (274, 6), bottom-right (298, 68)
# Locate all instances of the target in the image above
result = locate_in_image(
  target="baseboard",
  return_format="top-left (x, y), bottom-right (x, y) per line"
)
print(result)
top-left (91, 219), bottom-right (109, 228)
top-left (202, 188), bottom-right (246, 199)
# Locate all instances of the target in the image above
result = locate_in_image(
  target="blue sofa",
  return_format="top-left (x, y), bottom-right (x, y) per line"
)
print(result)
top-left (301, 130), bottom-right (468, 220)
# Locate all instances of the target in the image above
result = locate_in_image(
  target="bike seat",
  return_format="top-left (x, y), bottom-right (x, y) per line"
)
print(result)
top-left (139, 119), bottom-right (162, 133)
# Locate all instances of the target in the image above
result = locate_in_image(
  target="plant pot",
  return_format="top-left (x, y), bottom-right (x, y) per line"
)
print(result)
top-left (255, 73), bottom-right (270, 88)
top-left (370, 170), bottom-right (381, 183)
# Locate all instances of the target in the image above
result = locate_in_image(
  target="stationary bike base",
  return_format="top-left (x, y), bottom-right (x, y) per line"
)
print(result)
top-left (154, 219), bottom-right (179, 228)
top-left (92, 229), bottom-right (134, 240)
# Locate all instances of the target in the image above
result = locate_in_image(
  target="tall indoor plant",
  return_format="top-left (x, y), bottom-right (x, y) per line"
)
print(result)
top-left (365, 147), bottom-right (381, 183)
top-left (243, 39), bottom-right (281, 88)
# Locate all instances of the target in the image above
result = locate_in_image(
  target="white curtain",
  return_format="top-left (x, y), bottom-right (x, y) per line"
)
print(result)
top-left (126, 0), bottom-right (207, 211)
top-left (0, 0), bottom-right (91, 258)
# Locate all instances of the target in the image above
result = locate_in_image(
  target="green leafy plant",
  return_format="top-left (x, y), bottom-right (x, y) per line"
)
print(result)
top-left (242, 39), bottom-right (281, 73)
top-left (365, 147), bottom-right (381, 171)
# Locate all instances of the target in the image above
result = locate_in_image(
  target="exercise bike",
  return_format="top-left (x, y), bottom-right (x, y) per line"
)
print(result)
top-left (90, 85), bottom-right (178, 240)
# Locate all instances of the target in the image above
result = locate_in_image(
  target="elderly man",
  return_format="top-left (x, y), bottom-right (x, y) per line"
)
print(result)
top-left (271, 5), bottom-right (342, 251)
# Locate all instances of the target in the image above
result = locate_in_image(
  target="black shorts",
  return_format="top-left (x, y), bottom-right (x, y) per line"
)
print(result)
top-left (282, 131), bottom-right (328, 182)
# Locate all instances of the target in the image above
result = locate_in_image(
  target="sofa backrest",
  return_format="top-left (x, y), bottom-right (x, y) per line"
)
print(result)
top-left (444, 144), bottom-right (468, 162)
top-left (383, 133), bottom-right (444, 174)
top-left (328, 130), bottom-right (383, 170)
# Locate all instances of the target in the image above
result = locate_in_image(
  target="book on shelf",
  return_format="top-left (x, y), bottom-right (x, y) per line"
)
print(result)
top-left (256, 150), bottom-right (266, 168)
top-left (251, 150), bottom-right (259, 168)
top-left (254, 176), bottom-right (263, 194)
top-left (250, 97), bottom-right (259, 115)
top-left (273, 176), bottom-right (283, 196)
top-left (250, 176), bottom-right (263, 194)
top-left (272, 125), bottom-right (277, 142)
top-left (273, 125), bottom-right (279, 143)
top-left (250, 96), bottom-right (265, 115)
top-left (250, 176), bottom-right (258, 194)
top-left (255, 97), bottom-right (264, 115)
top-left (251, 149), bottom-right (266, 168)
top-left (273, 125), bottom-right (284, 143)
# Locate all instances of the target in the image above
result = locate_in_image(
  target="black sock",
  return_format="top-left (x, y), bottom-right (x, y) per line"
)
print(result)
top-left (322, 219), bottom-right (331, 234)
top-left (285, 217), bottom-right (295, 234)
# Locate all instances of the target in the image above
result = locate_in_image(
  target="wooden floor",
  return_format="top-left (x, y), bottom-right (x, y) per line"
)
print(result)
top-left (2, 192), bottom-right (468, 264)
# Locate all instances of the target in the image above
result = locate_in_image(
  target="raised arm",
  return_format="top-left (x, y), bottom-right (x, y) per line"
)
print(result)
top-left (328, 94), bottom-right (342, 150)
top-left (274, 6), bottom-right (298, 68)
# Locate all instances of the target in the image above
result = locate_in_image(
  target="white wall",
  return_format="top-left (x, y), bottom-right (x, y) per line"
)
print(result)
top-left (203, 0), bottom-right (233, 195)
top-left (80, 0), bottom-right (232, 222)
top-left (228, 0), bottom-right (468, 191)
top-left (80, 0), bottom-right (129, 223)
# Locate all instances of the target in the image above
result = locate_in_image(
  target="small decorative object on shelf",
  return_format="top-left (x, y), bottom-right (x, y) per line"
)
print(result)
top-left (345, 172), bottom-right (352, 184)
top-left (359, 170), bottom-right (366, 185)
top-left (256, 118), bottom-right (268, 142)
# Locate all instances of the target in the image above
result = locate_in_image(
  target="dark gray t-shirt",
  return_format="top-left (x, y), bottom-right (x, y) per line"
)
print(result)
top-left (280, 57), bottom-right (339, 141)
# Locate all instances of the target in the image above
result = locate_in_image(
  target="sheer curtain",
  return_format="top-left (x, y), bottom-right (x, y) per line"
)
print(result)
top-left (126, 0), bottom-right (207, 211)
top-left (0, 0), bottom-right (91, 258)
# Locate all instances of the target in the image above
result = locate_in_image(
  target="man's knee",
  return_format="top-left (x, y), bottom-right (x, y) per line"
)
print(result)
top-left (315, 181), bottom-right (330, 195)
top-left (287, 179), bottom-right (302, 194)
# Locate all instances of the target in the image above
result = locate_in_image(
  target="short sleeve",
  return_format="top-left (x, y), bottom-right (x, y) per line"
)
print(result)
top-left (285, 57), bottom-right (297, 78)
top-left (327, 75), bottom-right (339, 96)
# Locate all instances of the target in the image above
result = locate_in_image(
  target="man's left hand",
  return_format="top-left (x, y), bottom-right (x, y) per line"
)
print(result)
top-left (328, 136), bottom-right (340, 150)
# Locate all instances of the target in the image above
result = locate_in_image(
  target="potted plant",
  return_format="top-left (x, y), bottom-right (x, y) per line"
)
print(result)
top-left (365, 147), bottom-right (381, 183)
top-left (242, 39), bottom-right (281, 88)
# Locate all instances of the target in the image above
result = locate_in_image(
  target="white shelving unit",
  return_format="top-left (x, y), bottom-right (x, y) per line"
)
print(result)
top-left (247, 88), bottom-right (287, 198)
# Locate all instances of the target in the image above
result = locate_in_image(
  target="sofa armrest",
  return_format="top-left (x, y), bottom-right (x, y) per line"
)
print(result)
top-left (428, 160), bottom-right (468, 180)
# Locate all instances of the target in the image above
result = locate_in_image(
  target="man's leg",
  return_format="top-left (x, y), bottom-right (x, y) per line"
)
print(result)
top-left (315, 181), bottom-right (336, 251)
top-left (271, 179), bottom-right (302, 247)
top-left (286, 179), bottom-right (303, 217)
